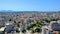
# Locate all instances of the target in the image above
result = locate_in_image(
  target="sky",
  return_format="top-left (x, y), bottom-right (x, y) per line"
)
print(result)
top-left (0, 0), bottom-right (60, 12)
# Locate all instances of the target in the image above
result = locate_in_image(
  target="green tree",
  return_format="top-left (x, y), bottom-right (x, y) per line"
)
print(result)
top-left (43, 18), bottom-right (51, 23)
top-left (16, 23), bottom-right (20, 27)
top-left (27, 21), bottom-right (42, 33)
top-left (14, 20), bottom-right (16, 23)
top-left (51, 18), bottom-right (58, 21)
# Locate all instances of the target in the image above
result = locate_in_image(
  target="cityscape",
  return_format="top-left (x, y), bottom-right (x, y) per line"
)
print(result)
top-left (0, 0), bottom-right (60, 34)
top-left (0, 11), bottom-right (60, 34)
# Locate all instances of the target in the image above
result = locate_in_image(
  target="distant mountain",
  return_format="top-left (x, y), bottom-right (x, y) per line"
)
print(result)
top-left (0, 10), bottom-right (60, 13)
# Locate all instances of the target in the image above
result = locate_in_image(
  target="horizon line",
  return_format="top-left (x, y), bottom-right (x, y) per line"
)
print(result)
top-left (0, 10), bottom-right (60, 12)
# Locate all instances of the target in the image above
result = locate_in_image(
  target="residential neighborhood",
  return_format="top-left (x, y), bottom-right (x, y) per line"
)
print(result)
top-left (0, 12), bottom-right (60, 34)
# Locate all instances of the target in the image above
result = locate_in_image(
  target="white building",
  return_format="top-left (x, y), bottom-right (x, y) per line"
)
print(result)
top-left (0, 27), bottom-right (5, 34)
top-left (41, 26), bottom-right (50, 34)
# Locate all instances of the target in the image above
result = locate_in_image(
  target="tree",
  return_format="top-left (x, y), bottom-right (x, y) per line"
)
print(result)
top-left (14, 20), bottom-right (16, 23)
top-left (16, 23), bottom-right (20, 28)
top-left (51, 18), bottom-right (58, 21)
top-left (27, 21), bottom-right (43, 33)
top-left (0, 25), bottom-right (4, 28)
top-left (43, 18), bottom-right (51, 23)
top-left (9, 19), bottom-right (12, 21)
